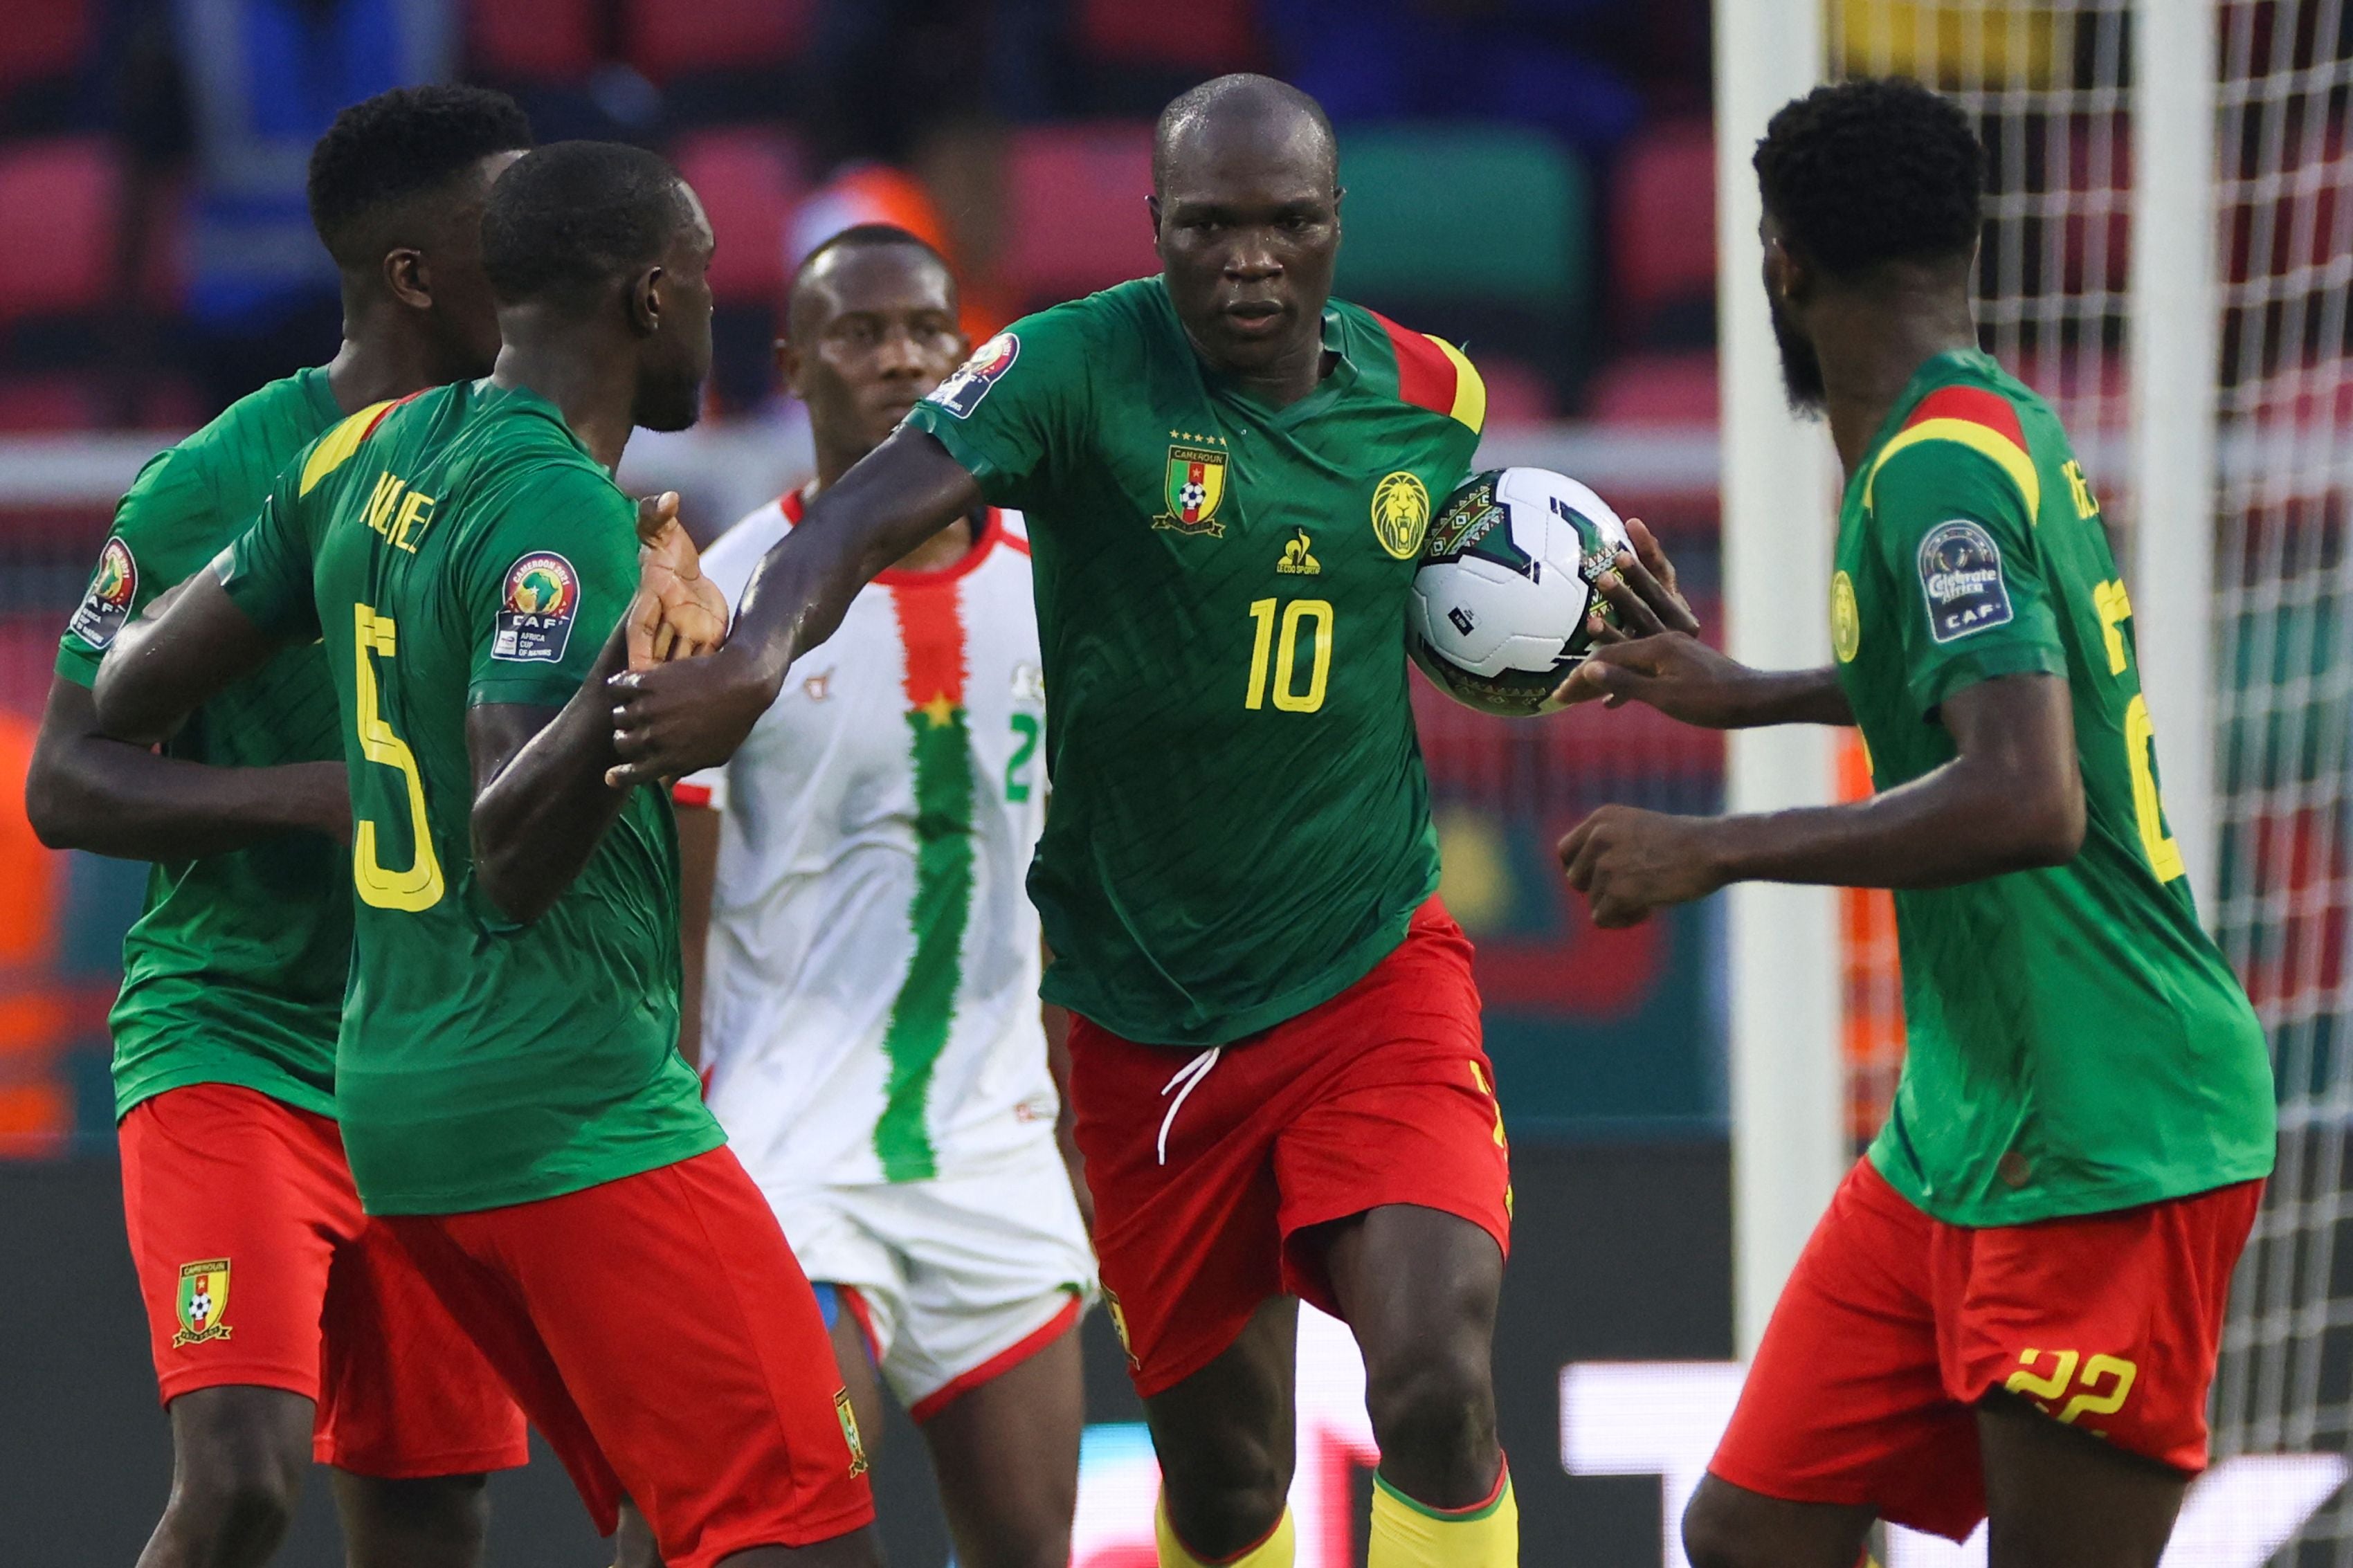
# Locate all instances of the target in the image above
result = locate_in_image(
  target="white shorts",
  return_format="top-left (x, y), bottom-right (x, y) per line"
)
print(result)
top-left (762, 1134), bottom-right (1098, 1421)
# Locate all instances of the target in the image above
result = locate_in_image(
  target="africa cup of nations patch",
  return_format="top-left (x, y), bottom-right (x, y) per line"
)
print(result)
top-left (493, 551), bottom-right (579, 663)
top-left (927, 333), bottom-right (1018, 419)
top-left (68, 535), bottom-right (138, 649)
top-left (173, 1258), bottom-right (232, 1347)
top-left (1917, 519), bottom-right (2013, 643)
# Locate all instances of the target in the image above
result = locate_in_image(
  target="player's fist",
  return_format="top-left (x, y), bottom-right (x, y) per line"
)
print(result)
top-left (627, 491), bottom-right (729, 671)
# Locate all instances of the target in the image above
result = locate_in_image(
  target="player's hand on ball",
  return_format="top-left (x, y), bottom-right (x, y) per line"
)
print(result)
top-left (626, 491), bottom-right (729, 671)
top-left (1553, 632), bottom-right (1761, 726)
top-left (1558, 804), bottom-right (1724, 928)
top-left (1586, 518), bottom-right (1700, 644)
top-left (605, 641), bottom-right (776, 790)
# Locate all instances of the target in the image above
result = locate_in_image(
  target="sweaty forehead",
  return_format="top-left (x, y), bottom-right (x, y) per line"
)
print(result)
top-left (791, 244), bottom-right (955, 334)
top-left (1159, 109), bottom-right (1336, 203)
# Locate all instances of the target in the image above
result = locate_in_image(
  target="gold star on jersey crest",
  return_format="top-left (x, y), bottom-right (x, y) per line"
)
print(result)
top-left (917, 692), bottom-right (956, 728)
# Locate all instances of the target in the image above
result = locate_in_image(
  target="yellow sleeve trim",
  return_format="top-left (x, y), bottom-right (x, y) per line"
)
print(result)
top-left (1864, 418), bottom-right (2041, 522)
top-left (1426, 334), bottom-right (1487, 435)
top-left (299, 399), bottom-right (397, 497)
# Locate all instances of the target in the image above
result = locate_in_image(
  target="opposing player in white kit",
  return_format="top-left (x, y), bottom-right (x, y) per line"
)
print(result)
top-left (675, 224), bottom-right (1096, 1568)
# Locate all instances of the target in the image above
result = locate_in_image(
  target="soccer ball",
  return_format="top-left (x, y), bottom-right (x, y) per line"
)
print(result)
top-left (1407, 467), bottom-right (1633, 717)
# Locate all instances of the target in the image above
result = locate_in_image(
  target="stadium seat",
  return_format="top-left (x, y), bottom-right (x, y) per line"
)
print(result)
top-left (1077, 0), bottom-right (1257, 71)
top-left (0, 138), bottom-right (120, 326)
top-left (1585, 351), bottom-right (1718, 425)
top-left (1003, 123), bottom-right (1159, 311)
top-left (1332, 125), bottom-right (1588, 316)
top-left (673, 128), bottom-right (810, 306)
top-left (0, 0), bottom-right (88, 93)
top-left (1474, 356), bottom-right (1556, 427)
top-left (623, 0), bottom-right (813, 84)
top-left (0, 375), bottom-right (105, 432)
top-left (1612, 118), bottom-right (1715, 337)
top-left (466, 0), bottom-right (601, 82)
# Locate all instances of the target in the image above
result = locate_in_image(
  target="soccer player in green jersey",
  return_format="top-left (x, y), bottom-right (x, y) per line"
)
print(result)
top-left (608, 74), bottom-right (1694, 1568)
top-left (93, 142), bottom-right (876, 1568)
top-left (1554, 80), bottom-right (2275, 1568)
top-left (25, 87), bottom-right (534, 1568)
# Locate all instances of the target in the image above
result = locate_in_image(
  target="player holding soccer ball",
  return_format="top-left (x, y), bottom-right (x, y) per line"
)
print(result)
top-left (26, 88), bottom-right (534, 1568)
top-left (1556, 80), bottom-right (2274, 1568)
top-left (672, 224), bottom-right (1096, 1568)
top-left (609, 72), bottom-right (1692, 1568)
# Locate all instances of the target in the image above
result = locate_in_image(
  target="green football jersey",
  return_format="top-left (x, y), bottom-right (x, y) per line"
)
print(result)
top-left (55, 368), bottom-right (348, 1121)
top-left (903, 277), bottom-right (1486, 1046)
top-left (218, 380), bottom-right (720, 1214)
top-left (1834, 349), bottom-right (2275, 1225)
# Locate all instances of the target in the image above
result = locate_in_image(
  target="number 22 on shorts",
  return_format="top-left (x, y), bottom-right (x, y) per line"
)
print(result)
top-left (2005, 1347), bottom-right (2138, 1431)
top-left (352, 603), bottom-right (445, 911)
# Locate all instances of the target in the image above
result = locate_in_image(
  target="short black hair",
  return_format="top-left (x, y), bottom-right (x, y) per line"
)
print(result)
top-left (1755, 78), bottom-right (1983, 279)
top-left (787, 223), bottom-right (955, 327)
top-left (1153, 73), bottom-right (1338, 196)
top-left (482, 141), bottom-right (696, 310)
top-left (307, 85), bottom-right (534, 270)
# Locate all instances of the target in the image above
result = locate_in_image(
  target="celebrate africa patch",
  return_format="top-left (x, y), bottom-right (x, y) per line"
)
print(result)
top-left (68, 536), bottom-right (138, 649)
top-left (492, 551), bottom-right (579, 663)
top-left (925, 333), bottom-right (1019, 419)
top-left (1916, 519), bottom-right (2013, 644)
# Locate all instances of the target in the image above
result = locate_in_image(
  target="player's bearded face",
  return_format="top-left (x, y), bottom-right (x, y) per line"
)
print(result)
top-left (1770, 288), bottom-right (1828, 414)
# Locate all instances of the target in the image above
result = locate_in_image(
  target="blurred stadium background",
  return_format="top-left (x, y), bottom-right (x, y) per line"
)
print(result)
top-left (0, 1), bottom-right (2348, 1564)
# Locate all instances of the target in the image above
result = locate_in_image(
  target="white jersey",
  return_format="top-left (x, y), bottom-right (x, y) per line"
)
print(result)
top-left (680, 487), bottom-right (1055, 1187)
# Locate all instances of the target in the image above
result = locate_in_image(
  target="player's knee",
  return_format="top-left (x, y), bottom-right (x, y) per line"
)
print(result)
top-left (172, 1450), bottom-right (303, 1549)
top-left (1363, 1339), bottom-right (1493, 1467)
top-left (1159, 1446), bottom-right (1291, 1557)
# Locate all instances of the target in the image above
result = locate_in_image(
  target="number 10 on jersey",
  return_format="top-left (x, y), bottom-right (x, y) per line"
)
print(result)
top-left (1245, 598), bottom-right (1332, 713)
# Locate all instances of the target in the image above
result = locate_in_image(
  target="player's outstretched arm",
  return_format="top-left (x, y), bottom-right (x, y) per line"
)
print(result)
top-left (1559, 672), bottom-right (2084, 927)
top-left (469, 618), bottom-right (639, 925)
top-left (1555, 635), bottom-right (1855, 728)
top-left (93, 572), bottom-right (300, 747)
top-left (27, 674), bottom-right (347, 858)
top-left (604, 427), bottom-right (983, 789)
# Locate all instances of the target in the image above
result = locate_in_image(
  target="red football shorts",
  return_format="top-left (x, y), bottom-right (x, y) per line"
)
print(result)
top-left (116, 1082), bottom-right (527, 1478)
top-left (384, 1145), bottom-right (875, 1568)
top-left (1070, 897), bottom-right (1511, 1397)
top-left (1710, 1158), bottom-right (2262, 1541)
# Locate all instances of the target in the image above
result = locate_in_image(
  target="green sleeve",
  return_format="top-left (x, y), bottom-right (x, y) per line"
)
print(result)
top-left (900, 303), bottom-right (1098, 510)
top-left (1869, 440), bottom-right (2066, 718)
top-left (459, 459), bottom-right (640, 709)
top-left (215, 471), bottom-right (322, 644)
top-left (54, 449), bottom-right (203, 686)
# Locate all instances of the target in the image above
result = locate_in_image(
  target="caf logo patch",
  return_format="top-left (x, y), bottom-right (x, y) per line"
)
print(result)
top-left (833, 1389), bottom-right (869, 1476)
top-left (1830, 570), bottom-right (1860, 663)
top-left (1917, 520), bottom-right (2013, 644)
top-left (173, 1258), bottom-right (233, 1347)
top-left (492, 551), bottom-right (579, 664)
top-left (1370, 471), bottom-right (1430, 560)
top-left (927, 334), bottom-right (1019, 419)
top-left (68, 536), bottom-right (139, 650)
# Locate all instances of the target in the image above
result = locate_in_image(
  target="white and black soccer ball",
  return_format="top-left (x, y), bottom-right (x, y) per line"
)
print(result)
top-left (1407, 467), bottom-right (1633, 717)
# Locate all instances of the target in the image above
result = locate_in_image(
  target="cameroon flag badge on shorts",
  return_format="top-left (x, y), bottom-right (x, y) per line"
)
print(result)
top-left (173, 1258), bottom-right (233, 1347)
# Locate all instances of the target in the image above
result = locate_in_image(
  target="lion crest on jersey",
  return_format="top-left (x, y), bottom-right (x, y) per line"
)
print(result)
top-left (173, 1258), bottom-right (233, 1346)
top-left (1370, 471), bottom-right (1431, 559)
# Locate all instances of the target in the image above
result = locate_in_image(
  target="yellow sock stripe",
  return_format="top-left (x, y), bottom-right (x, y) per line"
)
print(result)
top-left (1369, 1468), bottom-right (1517, 1567)
top-left (1425, 334), bottom-right (1488, 435)
top-left (1156, 1497), bottom-right (1294, 1567)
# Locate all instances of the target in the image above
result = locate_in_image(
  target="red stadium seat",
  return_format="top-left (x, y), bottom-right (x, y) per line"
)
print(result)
top-left (1611, 118), bottom-right (1715, 334)
top-left (0, 0), bottom-right (90, 93)
top-left (1003, 123), bottom-right (1159, 311)
top-left (623, 0), bottom-right (813, 83)
top-left (466, 0), bottom-right (601, 82)
top-left (0, 375), bottom-right (105, 432)
top-left (1474, 356), bottom-right (1557, 427)
top-left (1586, 351), bottom-right (1718, 425)
top-left (673, 128), bottom-right (810, 306)
top-left (0, 138), bottom-right (120, 325)
top-left (1077, 0), bottom-right (1257, 71)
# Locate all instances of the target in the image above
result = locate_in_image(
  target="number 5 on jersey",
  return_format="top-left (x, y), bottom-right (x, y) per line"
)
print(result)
top-left (2092, 580), bottom-right (2186, 884)
top-left (352, 603), bottom-right (445, 911)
